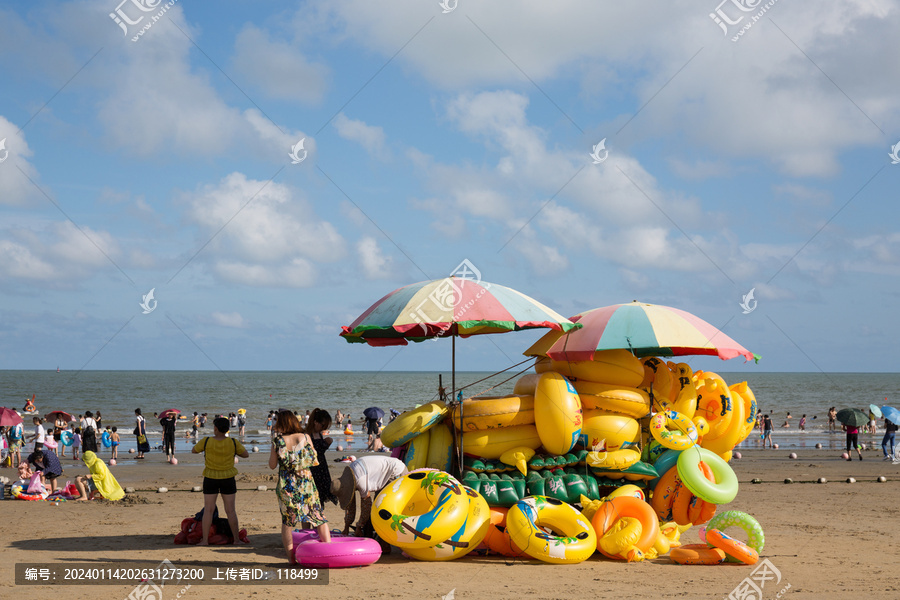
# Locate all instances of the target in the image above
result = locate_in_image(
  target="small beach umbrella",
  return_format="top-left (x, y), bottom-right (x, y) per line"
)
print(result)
top-left (868, 404), bottom-right (882, 419)
top-left (363, 407), bottom-right (385, 421)
top-left (159, 409), bottom-right (180, 419)
top-left (881, 406), bottom-right (900, 425)
top-left (44, 410), bottom-right (74, 423)
top-left (525, 301), bottom-right (755, 362)
top-left (836, 408), bottom-right (868, 428)
top-left (0, 407), bottom-right (23, 427)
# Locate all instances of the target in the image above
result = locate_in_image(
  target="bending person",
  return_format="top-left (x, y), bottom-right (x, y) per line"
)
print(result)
top-left (75, 451), bottom-right (124, 501)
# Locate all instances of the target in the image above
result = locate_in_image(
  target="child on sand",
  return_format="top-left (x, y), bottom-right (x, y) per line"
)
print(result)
top-left (110, 427), bottom-right (120, 461)
top-left (28, 417), bottom-right (46, 451)
top-left (74, 451), bottom-right (124, 501)
top-left (72, 428), bottom-right (82, 460)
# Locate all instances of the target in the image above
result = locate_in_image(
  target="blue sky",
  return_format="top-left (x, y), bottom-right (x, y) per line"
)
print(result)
top-left (0, 0), bottom-right (898, 373)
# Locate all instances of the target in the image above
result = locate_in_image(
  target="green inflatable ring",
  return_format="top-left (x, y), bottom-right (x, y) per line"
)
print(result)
top-left (706, 510), bottom-right (765, 562)
top-left (676, 446), bottom-right (738, 505)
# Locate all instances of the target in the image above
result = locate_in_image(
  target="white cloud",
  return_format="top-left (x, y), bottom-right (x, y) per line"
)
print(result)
top-left (0, 221), bottom-right (123, 284)
top-left (356, 236), bottom-right (394, 279)
top-left (184, 173), bottom-right (345, 287)
top-left (0, 116), bottom-right (40, 206)
top-left (211, 311), bottom-right (246, 328)
top-left (232, 24), bottom-right (328, 103)
top-left (310, 1), bottom-right (900, 176)
top-left (333, 113), bottom-right (388, 158)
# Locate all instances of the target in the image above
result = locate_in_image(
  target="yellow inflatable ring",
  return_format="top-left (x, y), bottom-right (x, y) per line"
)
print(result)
top-left (513, 373), bottom-right (542, 395)
top-left (650, 410), bottom-right (698, 451)
top-left (371, 470), bottom-right (468, 549)
top-left (450, 395), bottom-right (535, 431)
top-left (574, 382), bottom-right (650, 419)
top-left (403, 487), bottom-right (490, 561)
top-left (380, 401), bottom-right (448, 448)
top-left (507, 496), bottom-right (597, 564)
top-left (534, 372), bottom-right (583, 456)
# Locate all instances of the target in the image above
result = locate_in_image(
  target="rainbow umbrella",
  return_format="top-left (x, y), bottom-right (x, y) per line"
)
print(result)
top-left (342, 277), bottom-right (578, 464)
top-left (341, 277), bottom-right (579, 348)
top-left (525, 301), bottom-right (755, 362)
top-left (342, 278), bottom-right (579, 385)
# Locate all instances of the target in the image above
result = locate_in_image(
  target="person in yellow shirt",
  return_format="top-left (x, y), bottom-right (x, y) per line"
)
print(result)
top-left (192, 417), bottom-right (250, 545)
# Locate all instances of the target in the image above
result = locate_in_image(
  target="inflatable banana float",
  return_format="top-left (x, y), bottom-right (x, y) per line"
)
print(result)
top-left (534, 372), bottom-right (582, 455)
top-left (450, 395), bottom-right (535, 431)
top-left (547, 349), bottom-right (644, 387)
top-left (574, 383), bottom-right (650, 419)
top-left (579, 410), bottom-right (641, 452)
top-left (461, 424), bottom-right (541, 460)
top-left (381, 401), bottom-right (448, 448)
top-left (513, 373), bottom-right (541, 395)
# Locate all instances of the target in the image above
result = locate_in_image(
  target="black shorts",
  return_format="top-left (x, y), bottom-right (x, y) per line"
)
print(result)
top-left (34, 442), bottom-right (44, 451)
top-left (203, 476), bottom-right (237, 495)
top-left (366, 420), bottom-right (380, 436)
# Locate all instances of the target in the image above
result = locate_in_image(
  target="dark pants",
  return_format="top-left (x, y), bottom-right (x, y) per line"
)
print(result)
top-left (163, 431), bottom-right (175, 456)
top-left (882, 432), bottom-right (896, 456)
top-left (846, 433), bottom-right (859, 452)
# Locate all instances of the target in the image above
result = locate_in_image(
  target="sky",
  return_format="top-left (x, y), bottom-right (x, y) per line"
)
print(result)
top-left (0, 0), bottom-right (898, 374)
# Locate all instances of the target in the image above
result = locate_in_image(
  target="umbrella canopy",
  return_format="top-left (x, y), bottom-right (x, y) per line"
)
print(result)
top-left (836, 408), bottom-right (868, 428)
top-left (882, 406), bottom-right (900, 425)
top-left (44, 410), bottom-right (74, 423)
top-left (0, 407), bottom-right (23, 427)
top-left (159, 409), bottom-right (180, 419)
top-left (363, 407), bottom-right (385, 421)
top-left (869, 404), bottom-right (883, 419)
top-left (340, 277), bottom-right (580, 346)
top-left (525, 301), bottom-right (755, 362)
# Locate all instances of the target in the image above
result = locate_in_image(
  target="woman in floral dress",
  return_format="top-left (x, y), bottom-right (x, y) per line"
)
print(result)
top-left (268, 410), bottom-right (331, 563)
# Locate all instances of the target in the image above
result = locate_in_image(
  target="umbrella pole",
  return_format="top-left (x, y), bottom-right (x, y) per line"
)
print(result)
top-left (453, 335), bottom-right (464, 477)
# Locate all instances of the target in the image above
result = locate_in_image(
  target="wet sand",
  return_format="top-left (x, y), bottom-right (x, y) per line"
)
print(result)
top-left (2, 445), bottom-right (899, 600)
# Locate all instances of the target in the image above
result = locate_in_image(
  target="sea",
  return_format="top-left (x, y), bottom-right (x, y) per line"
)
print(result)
top-left (2, 370), bottom-right (898, 457)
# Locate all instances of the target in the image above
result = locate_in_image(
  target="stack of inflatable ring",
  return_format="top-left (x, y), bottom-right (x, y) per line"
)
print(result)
top-left (371, 470), bottom-right (489, 561)
top-left (704, 511), bottom-right (764, 565)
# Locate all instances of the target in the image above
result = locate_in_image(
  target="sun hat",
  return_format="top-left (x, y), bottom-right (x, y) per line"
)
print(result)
top-left (331, 466), bottom-right (357, 510)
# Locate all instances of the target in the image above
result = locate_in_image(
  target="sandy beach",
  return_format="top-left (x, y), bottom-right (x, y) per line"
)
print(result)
top-left (2, 445), bottom-right (899, 600)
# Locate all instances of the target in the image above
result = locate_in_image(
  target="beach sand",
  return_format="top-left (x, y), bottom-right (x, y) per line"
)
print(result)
top-left (2, 445), bottom-right (899, 600)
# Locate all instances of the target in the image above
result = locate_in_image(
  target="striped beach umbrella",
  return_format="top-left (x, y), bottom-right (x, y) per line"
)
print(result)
top-left (525, 301), bottom-right (754, 362)
top-left (341, 277), bottom-right (580, 346)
